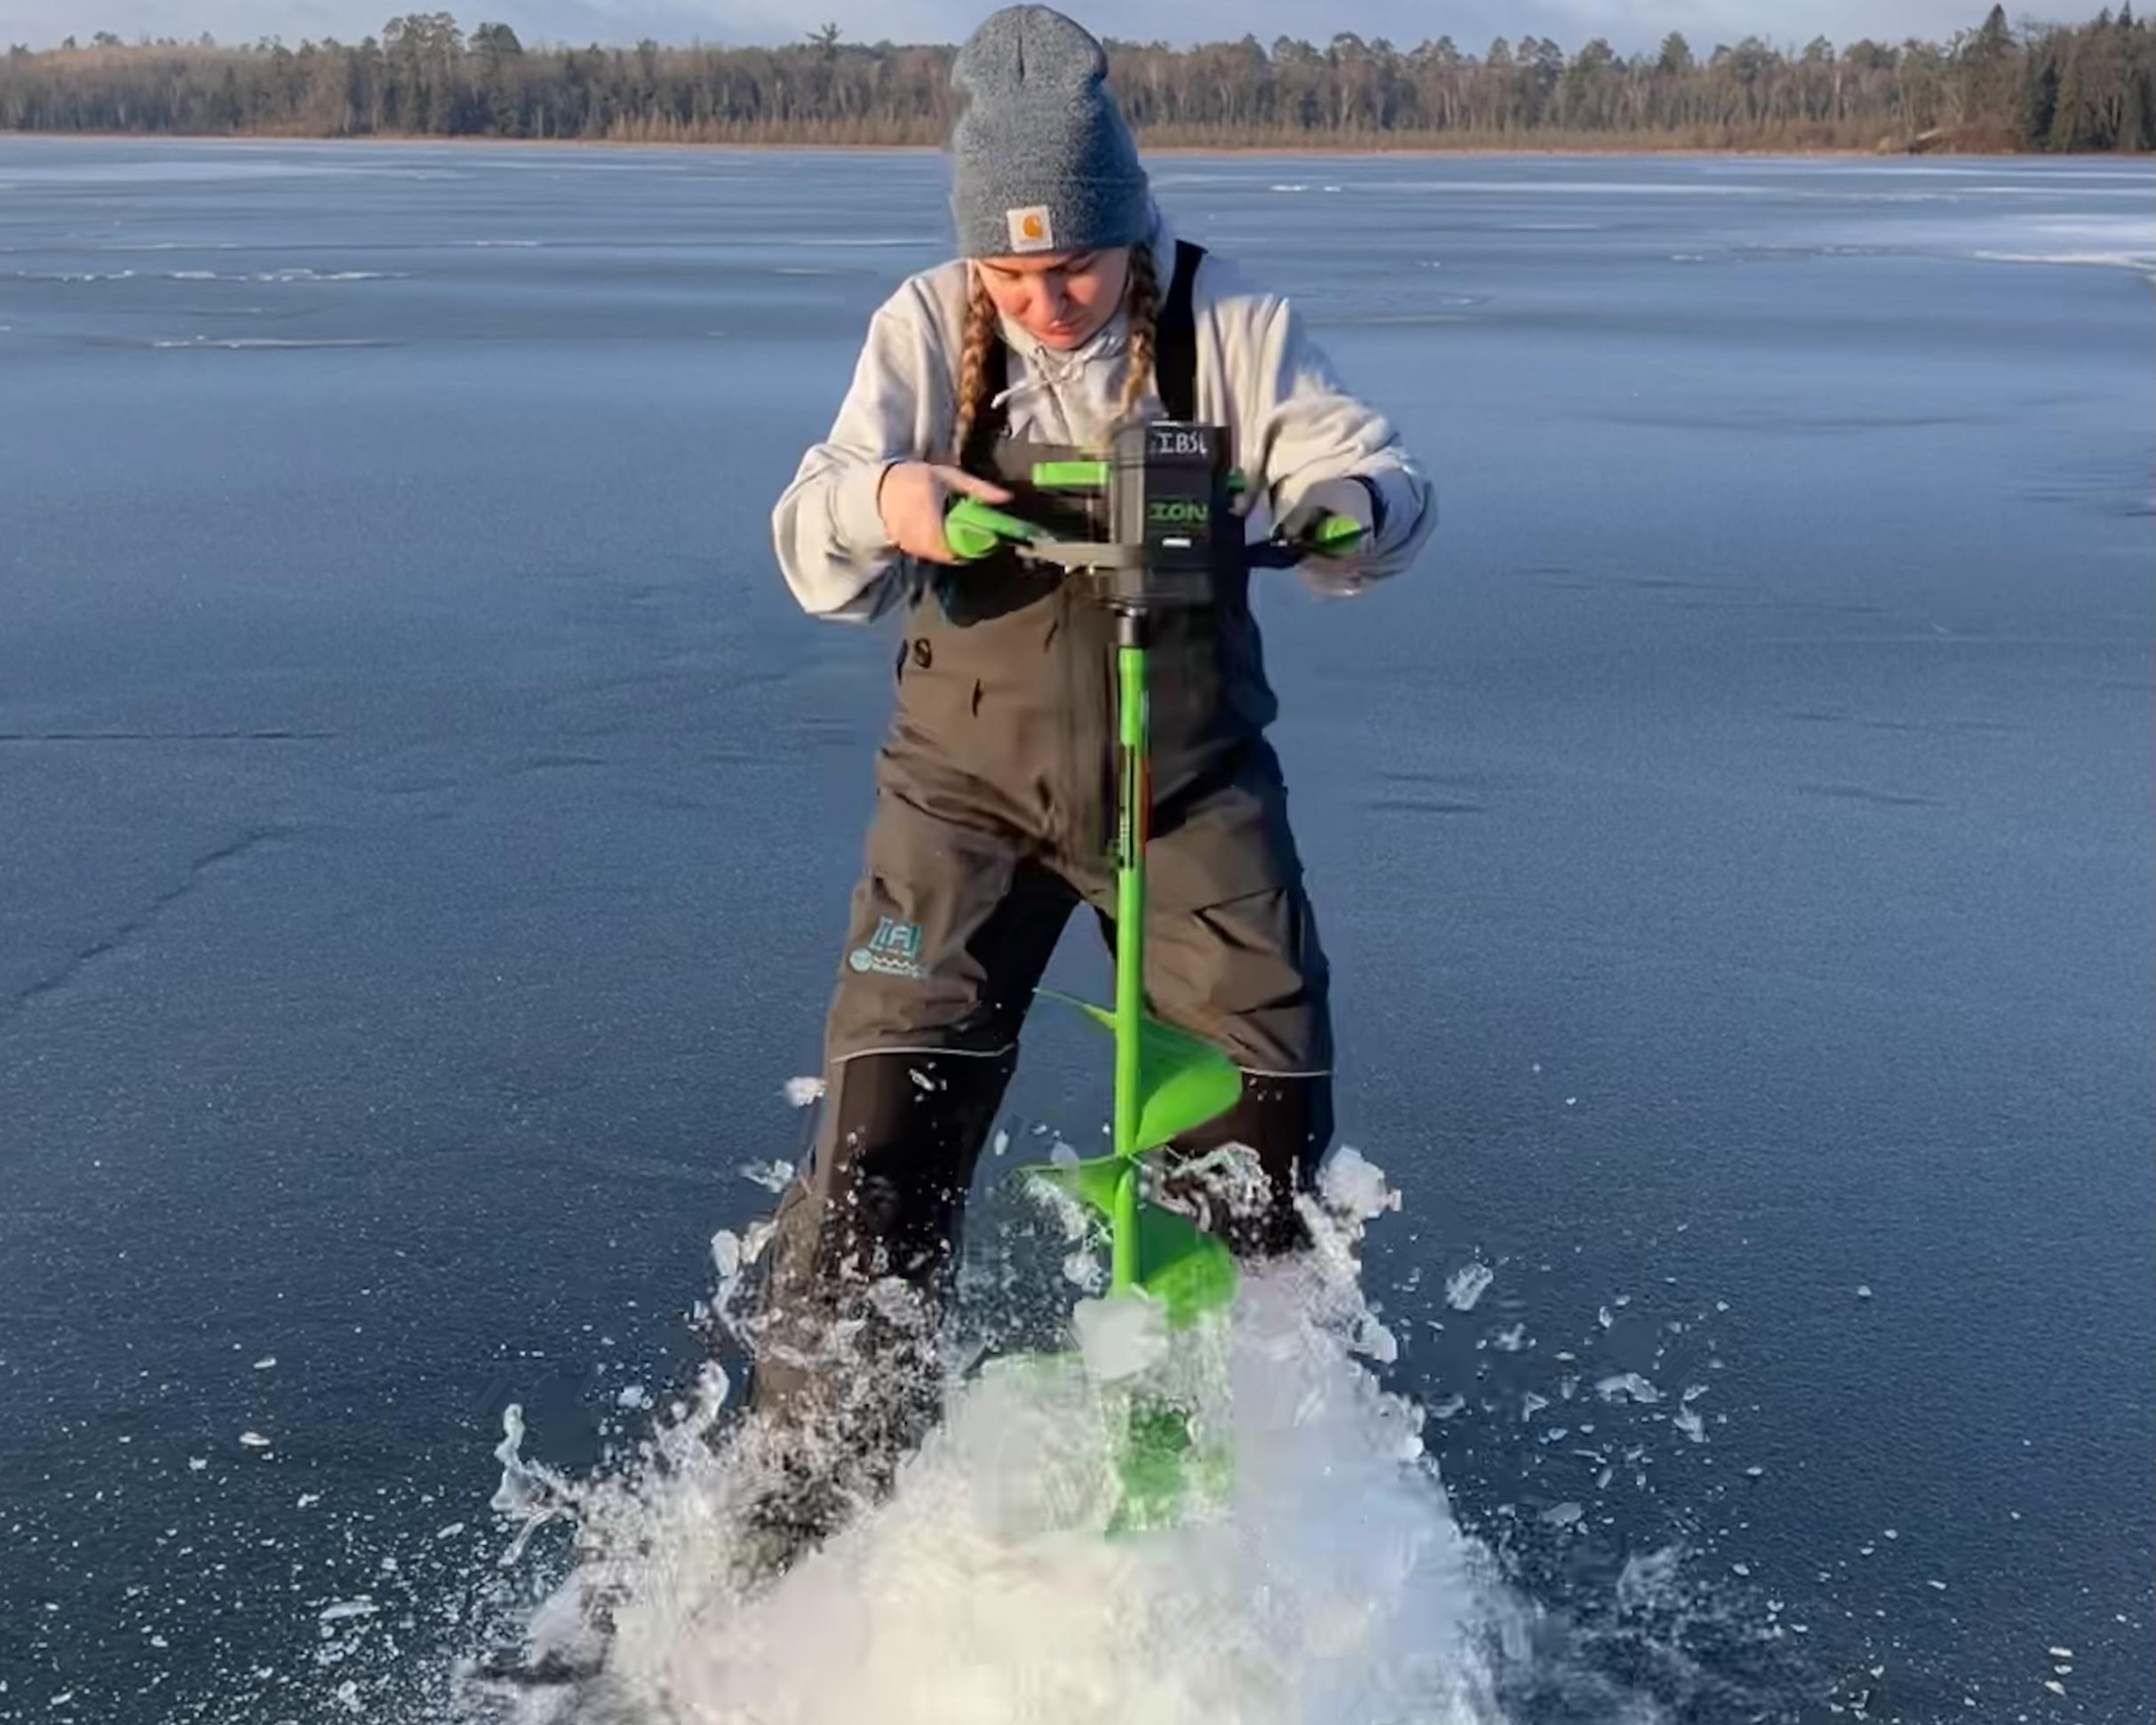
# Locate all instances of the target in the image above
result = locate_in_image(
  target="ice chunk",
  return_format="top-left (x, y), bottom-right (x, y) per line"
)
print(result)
top-left (1445, 1262), bottom-right (1494, 1311)
top-left (1595, 1372), bottom-right (1661, 1405)
top-left (1674, 1405), bottom-right (1706, 1443)
top-left (251, 1356), bottom-right (276, 1370)
top-left (1616, 1544), bottom-right (1683, 1610)
top-left (1072, 1291), bottom-right (1169, 1384)
top-left (238, 1431), bottom-right (271, 1449)
top-left (1318, 1145), bottom-right (1397, 1220)
top-left (1540, 1502), bottom-right (1583, 1527)
top-left (1355, 1313), bottom-right (1400, 1364)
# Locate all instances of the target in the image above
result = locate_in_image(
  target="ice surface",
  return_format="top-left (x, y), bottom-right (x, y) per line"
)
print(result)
top-left (6, 144), bottom-right (2152, 1725)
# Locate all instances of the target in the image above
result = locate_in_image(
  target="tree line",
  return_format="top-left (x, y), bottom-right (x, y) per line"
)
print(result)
top-left (3, 6), bottom-right (2152, 152)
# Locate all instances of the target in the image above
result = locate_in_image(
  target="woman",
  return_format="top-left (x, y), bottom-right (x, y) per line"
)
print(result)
top-left (750, 3), bottom-right (1436, 1534)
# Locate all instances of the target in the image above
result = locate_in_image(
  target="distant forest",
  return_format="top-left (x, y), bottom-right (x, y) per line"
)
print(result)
top-left (3, 5), bottom-right (2152, 152)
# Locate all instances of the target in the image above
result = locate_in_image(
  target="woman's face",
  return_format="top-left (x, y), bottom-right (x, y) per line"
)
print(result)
top-left (973, 246), bottom-right (1132, 351)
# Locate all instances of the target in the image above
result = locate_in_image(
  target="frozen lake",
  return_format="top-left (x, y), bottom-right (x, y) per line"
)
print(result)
top-left (1, 138), bottom-right (2151, 1723)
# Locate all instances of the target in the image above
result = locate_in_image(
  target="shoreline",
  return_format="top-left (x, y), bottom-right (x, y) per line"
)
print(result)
top-left (0, 128), bottom-right (2065, 161)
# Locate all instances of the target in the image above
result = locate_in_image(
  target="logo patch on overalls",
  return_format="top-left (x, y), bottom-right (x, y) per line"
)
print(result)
top-left (1006, 205), bottom-right (1054, 253)
top-left (849, 916), bottom-right (927, 979)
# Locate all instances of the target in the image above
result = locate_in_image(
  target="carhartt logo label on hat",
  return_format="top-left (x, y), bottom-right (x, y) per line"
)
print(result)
top-left (1006, 205), bottom-right (1054, 252)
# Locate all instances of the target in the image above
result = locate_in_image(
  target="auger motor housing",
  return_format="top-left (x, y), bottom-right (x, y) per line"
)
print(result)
top-left (1086, 419), bottom-right (1240, 610)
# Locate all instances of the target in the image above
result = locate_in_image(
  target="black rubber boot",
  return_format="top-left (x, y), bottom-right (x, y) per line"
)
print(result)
top-left (728, 1045), bottom-right (1019, 1570)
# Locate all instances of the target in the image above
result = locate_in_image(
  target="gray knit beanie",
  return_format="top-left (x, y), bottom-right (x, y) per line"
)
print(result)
top-left (947, 5), bottom-right (1150, 259)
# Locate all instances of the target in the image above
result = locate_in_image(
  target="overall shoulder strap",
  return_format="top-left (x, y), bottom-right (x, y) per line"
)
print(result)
top-left (1154, 238), bottom-right (1205, 424)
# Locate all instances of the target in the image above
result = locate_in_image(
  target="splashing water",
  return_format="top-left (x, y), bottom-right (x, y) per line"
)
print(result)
top-left (452, 1147), bottom-right (1532, 1725)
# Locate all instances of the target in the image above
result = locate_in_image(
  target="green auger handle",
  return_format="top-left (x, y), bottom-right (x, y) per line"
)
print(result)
top-left (944, 495), bottom-right (1041, 560)
top-left (1305, 512), bottom-right (1365, 555)
top-left (945, 474), bottom-right (1362, 561)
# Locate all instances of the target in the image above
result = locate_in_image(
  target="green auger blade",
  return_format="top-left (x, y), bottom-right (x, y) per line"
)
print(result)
top-left (1110, 1395), bottom-right (1197, 1533)
top-left (1012, 989), bottom-right (1244, 1326)
top-left (970, 1345), bottom-right (1233, 1537)
top-left (1014, 1164), bottom-right (1238, 1329)
top-left (1107, 1386), bottom-right (1236, 1536)
top-left (1038, 988), bottom-right (1243, 1152)
top-left (1017, 1151), bottom-right (1127, 1221)
top-left (1132, 1199), bottom-right (1238, 1327)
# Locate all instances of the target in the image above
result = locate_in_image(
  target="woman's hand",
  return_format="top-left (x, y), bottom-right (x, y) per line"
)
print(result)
top-left (877, 462), bottom-right (1014, 564)
top-left (1278, 476), bottom-right (1380, 553)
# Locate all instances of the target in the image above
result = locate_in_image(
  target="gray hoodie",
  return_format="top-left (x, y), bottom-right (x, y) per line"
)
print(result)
top-left (771, 207), bottom-right (1436, 623)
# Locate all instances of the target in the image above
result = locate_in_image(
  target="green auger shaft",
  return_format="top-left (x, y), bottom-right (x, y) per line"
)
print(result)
top-left (1111, 616), bottom-right (1149, 1293)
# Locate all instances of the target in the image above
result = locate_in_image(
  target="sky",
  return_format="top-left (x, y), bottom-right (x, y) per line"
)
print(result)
top-left (2, 0), bottom-right (2049, 60)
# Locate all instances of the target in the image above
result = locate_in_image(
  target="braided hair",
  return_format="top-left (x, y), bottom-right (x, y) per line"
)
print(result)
top-left (951, 261), bottom-right (1001, 463)
top-left (1117, 239), bottom-right (1160, 433)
